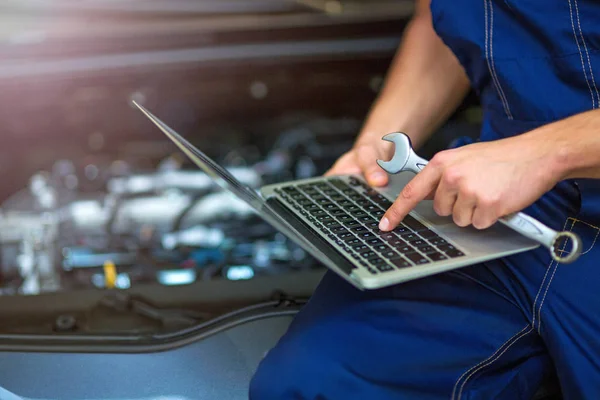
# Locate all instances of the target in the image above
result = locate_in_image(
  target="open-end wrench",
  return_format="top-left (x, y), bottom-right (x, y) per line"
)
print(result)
top-left (376, 132), bottom-right (582, 264)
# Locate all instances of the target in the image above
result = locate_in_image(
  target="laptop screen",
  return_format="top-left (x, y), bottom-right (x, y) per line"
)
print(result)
top-left (133, 101), bottom-right (331, 261)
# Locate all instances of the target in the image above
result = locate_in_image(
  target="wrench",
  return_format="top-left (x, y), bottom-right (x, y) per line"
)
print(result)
top-left (376, 132), bottom-right (582, 264)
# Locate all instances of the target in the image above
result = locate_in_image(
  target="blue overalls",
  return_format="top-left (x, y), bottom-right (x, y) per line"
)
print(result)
top-left (250, 1), bottom-right (600, 399)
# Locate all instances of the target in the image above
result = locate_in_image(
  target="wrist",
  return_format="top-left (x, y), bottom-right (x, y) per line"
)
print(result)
top-left (523, 123), bottom-right (573, 182)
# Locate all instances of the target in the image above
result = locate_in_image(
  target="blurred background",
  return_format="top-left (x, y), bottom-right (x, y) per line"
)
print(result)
top-left (0, 0), bottom-right (481, 332)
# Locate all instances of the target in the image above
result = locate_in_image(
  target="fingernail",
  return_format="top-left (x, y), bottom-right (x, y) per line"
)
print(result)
top-left (370, 172), bottom-right (386, 185)
top-left (379, 217), bottom-right (390, 231)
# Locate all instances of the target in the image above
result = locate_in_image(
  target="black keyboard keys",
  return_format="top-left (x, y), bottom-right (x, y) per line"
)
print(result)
top-left (360, 251), bottom-right (379, 260)
top-left (402, 233), bottom-right (420, 242)
top-left (412, 239), bottom-right (427, 247)
top-left (405, 252), bottom-right (430, 264)
top-left (375, 263), bottom-right (394, 272)
top-left (430, 238), bottom-right (448, 246)
top-left (402, 215), bottom-right (428, 232)
top-left (381, 250), bottom-right (399, 259)
top-left (391, 258), bottom-right (411, 268)
top-left (428, 252), bottom-right (448, 261)
top-left (418, 245), bottom-right (435, 253)
top-left (439, 244), bottom-right (465, 258)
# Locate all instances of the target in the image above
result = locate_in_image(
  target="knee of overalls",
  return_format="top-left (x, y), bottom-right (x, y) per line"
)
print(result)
top-left (249, 333), bottom-right (339, 400)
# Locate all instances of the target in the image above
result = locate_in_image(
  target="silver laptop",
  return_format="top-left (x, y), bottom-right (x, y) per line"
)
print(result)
top-left (134, 102), bottom-right (539, 290)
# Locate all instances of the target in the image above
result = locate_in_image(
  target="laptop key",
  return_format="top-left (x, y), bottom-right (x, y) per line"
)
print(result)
top-left (380, 233), bottom-right (395, 241)
top-left (412, 239), bottom-right (427, 247)
top-left (402, 233), bottom-right (419, 242)
top-left (393, 225), bottom-right (409, 234)
top-left (364, 204), bottom-right (380, 212)
top-left (317, 215), bottom-right (333, 222)
top-left (358, 232), bottom-right (376, 240)
top-left (357, 215), bottom-right (373, 223)
top-left (430, 238), bottom-right (448, 246)
top-left (390, 237), bottom-right (406, 247)
top-left (345, 220), bottom-right (363, 229)
top-left (418, 245), bottom-right (435, 253)
top-left (330, 226), bottom-right (348, 234)
top-left (352, 245), bottom-right (369, 252)
top-left (368, 257), bottom-right (388, 266)
top-left (337, 231), bottom-right (354, 239)
top-left (419, 230), bottom-right (440, 239)
top-left (367, 238), bottom-right (384, 246)
top-left (331, 209), bottom-right (348, 217)
top-left (366, 221), bottom-right (380, 229)
top-left (304, 203), bottom-right (320, 211)
top-left (349, 194), bottom-right (364, 202)
top-left (374, 244), bottom-right (389, 252)
top-left (371, 210), bottom-right (385, 217)
top-left (391, 258), bottom-right (412, 268)
top-left (381, 250), bottom-right (399, 259)
top-left (445, 248), bottom-right (465, 258)
top-left (405, 252), bottom-right (430, 264)
top-left (376, 263), bottom-right (394, 272)
top-left (428, 251), bottom-right (448, 261)
top-left (397, 245), bottom-right (414, 253)
top-left (360, 251), bottom-right (378, 260)
top-left (402, 215), bottom-right (428, 232)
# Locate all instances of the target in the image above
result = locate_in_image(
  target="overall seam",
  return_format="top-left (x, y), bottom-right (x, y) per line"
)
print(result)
top-left (567, 0), bottom-right (597, 108)
top-left (451, 325), bottom-right (533, 400)
top-left (568, 217), bottom-right (600, 230)
top-left (536, 218), bottom-right (577, 335)
top-left (573, 0), bottom-right (600, 106)
top-left (452, 217), bottom-right (571, 400)
top-left (485, 0), bottom-right (513, 119)
top-left (581, 230), bottom-right (599, 255)
top-left (555, 217), bottom-right (600, 255)
top-left (531, 217), bottom-right (571, 328)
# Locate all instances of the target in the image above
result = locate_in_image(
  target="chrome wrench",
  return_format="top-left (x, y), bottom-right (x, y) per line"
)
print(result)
top-left (376, 132), bottom-right (582, 264)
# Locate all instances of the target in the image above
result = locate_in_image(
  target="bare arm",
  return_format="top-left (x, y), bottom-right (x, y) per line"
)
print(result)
top-left (357, 0), bottom-right (471, 150)
top-left (379, 108), bottom-right (600, 232)
top-left (327, 0), bottom-right (471, 186)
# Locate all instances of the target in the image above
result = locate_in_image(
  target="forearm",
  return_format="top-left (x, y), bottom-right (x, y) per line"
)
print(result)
top-left (357, 0), bottom-right (470, 149)
top-left (531, 109), bottom-right (600, 180)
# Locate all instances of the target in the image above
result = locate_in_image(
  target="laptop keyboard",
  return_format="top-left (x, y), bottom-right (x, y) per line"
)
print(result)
top-left (274, 177), bottom-right (464, 275)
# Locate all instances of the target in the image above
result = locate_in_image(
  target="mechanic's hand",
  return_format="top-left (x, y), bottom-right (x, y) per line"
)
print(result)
top-left (325, 136), bottom-right (394, 187)
top-left (379, 135), bottom-right (559, 231)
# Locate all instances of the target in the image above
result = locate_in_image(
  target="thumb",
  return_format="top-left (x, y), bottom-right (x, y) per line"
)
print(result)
top-left (356, 144), bottom-right (389, 187)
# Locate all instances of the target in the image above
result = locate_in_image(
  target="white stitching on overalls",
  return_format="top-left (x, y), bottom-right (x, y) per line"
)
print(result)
top-left (453, 326), bottom-right (533, 400)
top-left (484, 0), bottom-right (514, 119)
top-left (452, 218), bottom-right (571, 399)
top-left (582, 228), bottom-right (600, 255)
top-left (554, 218), bottom-right (600, 255)
top-left (536, 219), bottom-right (576, 335)
top-left (531, 217), bottom-right (571, 328)
top-left (567, 0), bottom-right (596, 108)
top-left (574, 0), bottom-right (600, 107)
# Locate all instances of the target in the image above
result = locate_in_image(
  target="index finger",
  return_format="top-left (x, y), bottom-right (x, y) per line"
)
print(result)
top-left (379, 164), bottom-right (442, 231)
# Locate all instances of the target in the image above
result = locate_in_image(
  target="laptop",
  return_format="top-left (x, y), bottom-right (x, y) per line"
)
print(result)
top-left (133, 102), bottom-right (539, 290)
